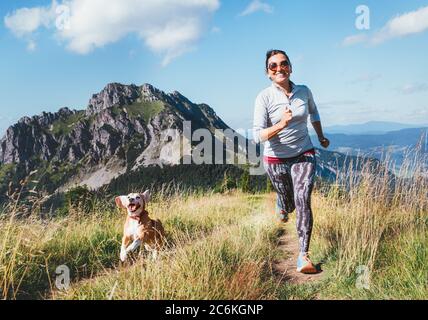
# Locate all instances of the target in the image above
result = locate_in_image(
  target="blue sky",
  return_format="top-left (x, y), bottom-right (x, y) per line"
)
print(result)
top-left (1, 0), bottom-right (428, 135)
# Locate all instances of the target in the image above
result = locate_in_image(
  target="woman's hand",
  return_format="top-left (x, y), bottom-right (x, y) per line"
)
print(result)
top-left (318, 136), bottom-right (330, 148)
top-left (278, 107), bottom-right (293, 129)
top-left (260, 107), bottom-right (293, 142)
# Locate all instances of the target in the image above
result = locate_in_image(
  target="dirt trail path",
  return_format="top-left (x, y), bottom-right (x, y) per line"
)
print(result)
top-left (273, 226), bottom-right (324, 284)
top-left (265, 194), bottom-right (324, 285)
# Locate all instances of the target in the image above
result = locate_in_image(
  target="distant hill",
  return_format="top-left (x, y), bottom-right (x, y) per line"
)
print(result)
top-left (312, 127), bottom-right (428, 169)
top-left (322, 121), bottom-right (426, 135)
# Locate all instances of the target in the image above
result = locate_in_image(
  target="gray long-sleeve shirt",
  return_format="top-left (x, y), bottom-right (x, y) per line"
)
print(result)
top-left (253, 82), bottom-right (321, 158)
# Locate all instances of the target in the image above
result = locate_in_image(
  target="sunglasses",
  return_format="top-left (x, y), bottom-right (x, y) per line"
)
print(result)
top-left (268, 60), bottom-right (290, 71)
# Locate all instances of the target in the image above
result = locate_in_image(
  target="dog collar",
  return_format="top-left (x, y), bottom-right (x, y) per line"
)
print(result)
top-left (129, 210), bottom-right (149, 222)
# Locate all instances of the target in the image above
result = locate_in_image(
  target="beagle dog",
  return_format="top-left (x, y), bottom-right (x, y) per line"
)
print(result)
top-left (115, 190), bottom-right (165, 262)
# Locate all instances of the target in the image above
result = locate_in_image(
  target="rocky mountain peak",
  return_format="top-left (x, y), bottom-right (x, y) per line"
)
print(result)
top-left (16, 107), bottom-right (76, 127)
top-left (86, 83), bottom-right (173, 116)
top-left (168, 90), bottom-right (192, 105)
top-left (85, 82), bottom-right (140, 116)
top-left (58, 107), bottom-right (74, 116)
top-left (141, 83), bottom-right (165, 101)
top-left (85, 83), bottom-right (172, 116)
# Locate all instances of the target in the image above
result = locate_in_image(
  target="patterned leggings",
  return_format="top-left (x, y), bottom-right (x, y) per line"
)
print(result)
top-left (264, 151), bottom-right (316, 253)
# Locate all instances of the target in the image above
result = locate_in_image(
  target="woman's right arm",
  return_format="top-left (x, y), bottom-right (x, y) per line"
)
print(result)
top-left (253, 93), bottom-right (292, 143)
top-left (258, 112), bottom-right (292, 142)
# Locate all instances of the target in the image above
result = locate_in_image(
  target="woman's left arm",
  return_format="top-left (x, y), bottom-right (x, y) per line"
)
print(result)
top-left (307, 87), bottom-right (330, 149)
top-left (311, 121), bottom-right (330, 148)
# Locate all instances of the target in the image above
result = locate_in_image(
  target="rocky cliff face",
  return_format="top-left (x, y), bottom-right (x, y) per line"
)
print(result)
top-left (0, 108), bottom-right (71, 165)
top-left (0, 83), bottom-right (235, 190)
top-left (85, 83), bottom-right (163, 116)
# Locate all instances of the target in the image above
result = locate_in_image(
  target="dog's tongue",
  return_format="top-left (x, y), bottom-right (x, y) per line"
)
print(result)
top-left (128, 204), bottom-right (137, 211)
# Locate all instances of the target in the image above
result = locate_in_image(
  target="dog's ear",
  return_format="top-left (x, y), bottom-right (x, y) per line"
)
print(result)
top-left (115, 196), bottom-right (127, 209)
top-left (141, 190), bottom-right (151, 204)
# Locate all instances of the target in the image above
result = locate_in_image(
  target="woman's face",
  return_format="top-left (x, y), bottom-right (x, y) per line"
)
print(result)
top-left (267, 53), bottom-right (292, 85)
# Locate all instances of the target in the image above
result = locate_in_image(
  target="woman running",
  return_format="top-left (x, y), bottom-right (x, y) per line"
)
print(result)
top-left (253, 49), bottom-right (330, 273)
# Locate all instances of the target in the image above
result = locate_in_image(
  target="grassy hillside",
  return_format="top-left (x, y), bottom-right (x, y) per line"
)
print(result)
top-left (0, 153), bottom-right (427, 300)
top-left (0, 191), bottom-right (284, 299)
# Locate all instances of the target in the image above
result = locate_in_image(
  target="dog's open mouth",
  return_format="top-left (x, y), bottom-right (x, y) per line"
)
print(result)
top-left (128, 203), bottom-right (141, 212)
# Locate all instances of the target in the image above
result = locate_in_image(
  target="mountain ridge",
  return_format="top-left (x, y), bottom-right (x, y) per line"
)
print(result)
top-left (322, 121), bottom-right (427, 135)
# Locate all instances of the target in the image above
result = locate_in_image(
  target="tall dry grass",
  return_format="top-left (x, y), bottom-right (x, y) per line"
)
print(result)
top-left (311, 146), bottom-right (427, 299)
top-left (0, 189), bottom-right (281, 300)
top-left (1, 144), bottom-right (426, 300)
top-left (55, 210), bottom-right (280, 300)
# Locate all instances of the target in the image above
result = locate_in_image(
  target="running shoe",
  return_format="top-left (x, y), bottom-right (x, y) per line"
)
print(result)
top-left (296, 252), bottom-right (318, 274)
top-left (275, 203), bottom-right (289, 223)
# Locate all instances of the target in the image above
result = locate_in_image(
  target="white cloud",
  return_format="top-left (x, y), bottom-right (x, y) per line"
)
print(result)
top-left (343, 5), bottom-right (428, 46)
top-left (4, 1), bottom-right (59, 50)
top-left (239, 0), bottom-right (273, 17)
top-left (399, 83), bottom-right (428, 95)
top-left (342, 34), bottom-right (368, 46)
top-left (4, 2), bottom-right (57, 37)
top-left (372, 6), bottom-right (428, 44)
top-left (4, 0), bottom-right (220, 65)
top-left (348, 73), bottom-right (382, 84)
top-left (27, 40), bottom-right (37, 52)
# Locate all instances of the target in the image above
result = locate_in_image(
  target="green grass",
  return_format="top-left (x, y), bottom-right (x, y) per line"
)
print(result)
top-left (318, 228), bottom-right (427, 300)
top-left (0, 164), bottom-right (16, 180)
top-left (0, 164), bottom-right (16, 201)
top-left (43, 162), bottom-right (78, 187)
top-left (49, 100), bottom-right (164, 138)
top-left (1, 191), bottom-right (283, 299)
top-left (56, 211), bottom-right (281, 300)
top-left (0, 209), bottom-right (121, 299)
top-left (113, 100), bottom-right (165, 122)
top-left (51, 111), bottom-right (86, 136)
